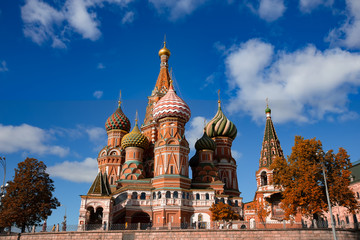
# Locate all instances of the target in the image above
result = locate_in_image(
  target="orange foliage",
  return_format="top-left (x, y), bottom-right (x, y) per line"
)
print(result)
top-left (250, 198), bottom-right (271, 223)
top-left (271, 136), bottom-right (358, 219)
top-left (209, 202), bottom-right (240, 222)
top-left (0, 158), bottom-right (60, 232)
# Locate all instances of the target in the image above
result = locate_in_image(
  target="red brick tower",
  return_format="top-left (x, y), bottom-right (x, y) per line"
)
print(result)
top-left (141, 42), bottom-right (172, 178)
top-left (119, 117), bottom-right (149, 180)
top-left (98, 99), bottom-right (131, 187)
top-left (205, 99), bottom-right (239, 197)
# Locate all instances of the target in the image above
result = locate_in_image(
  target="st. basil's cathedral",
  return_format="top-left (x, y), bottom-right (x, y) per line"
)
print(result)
top-left (78, 41), bottom-right (286, 228)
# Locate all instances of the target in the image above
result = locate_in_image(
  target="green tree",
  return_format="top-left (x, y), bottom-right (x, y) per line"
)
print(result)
top-left (272, 136), bottom-right (358, 220)
top-left (209, 202), bottom-right (240, 222)
top-left (0, 158), bottom-right (60, 232)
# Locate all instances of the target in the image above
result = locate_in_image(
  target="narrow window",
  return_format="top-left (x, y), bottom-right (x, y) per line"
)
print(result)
top-left (205, 193), bottom-right (209, 200)
top-left (196, 193), bottom-right (200, 200)
top-left (166, 191), bottom-right (171, 198)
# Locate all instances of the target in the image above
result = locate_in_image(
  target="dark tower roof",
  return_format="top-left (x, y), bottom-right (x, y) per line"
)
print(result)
top-left (88, 171), bottom-right (111, 196)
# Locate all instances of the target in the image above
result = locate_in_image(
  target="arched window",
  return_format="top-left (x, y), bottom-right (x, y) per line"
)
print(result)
top-left (170, 166), bottom-right (174, 174)
top-left (235, 200), bottom-right (239, 207)
top-left (131, 192), bottom-right (138, 199)
top-left (261, 171), bottom-right (268, 186)
top-left (153, 192), bottom-right (156, 199)
top-left (182, 192), bottom-right (185, 199)
top-left (221, 198), bottom-right (225, 203)
top-left (173, 191), bottom-right (178, 198)
top-left (140, 192), bottom-right (146, 200)
top-left (215, 198), bottom-right (219, 204)
top-left (227, 199), bottom-right (232, 205)
top-left (166, 191), bottom-right (171, 198)
top-left (196, 193), bottom-right (200, 200)
top-left (158, 191), bottom-right (162, 199)
top-left (186, 193), bottom-right (189, 199)
top-left (205, 193), bottom-right (209, 200)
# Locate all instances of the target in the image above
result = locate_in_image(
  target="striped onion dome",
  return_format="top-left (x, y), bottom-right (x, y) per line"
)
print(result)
top-left (195, 131), bottom-right (216, 151)
top-left (121, 122), bottom-right (149, 149)
top-left (105, 103), bottom-right (131, 132)
top-left (205, 101), bottom-right (237, 140)
top-left (153, 83), bottom-right (191, 122)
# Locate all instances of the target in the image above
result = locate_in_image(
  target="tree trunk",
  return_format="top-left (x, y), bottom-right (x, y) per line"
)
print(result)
top-left (21, 225), bottom-right (25, 233)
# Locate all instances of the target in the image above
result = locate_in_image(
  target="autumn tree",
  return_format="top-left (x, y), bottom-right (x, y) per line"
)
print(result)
top-left (0, 158), bottom-right (60, 232)
top-left (271, 136), bottom-right (358, 220)
top-left (250, 198), bottom-right (271, 226)
top-left (209, 202), bottom-right (240, 222)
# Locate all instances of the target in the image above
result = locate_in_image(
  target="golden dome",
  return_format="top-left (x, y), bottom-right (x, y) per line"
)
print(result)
top-left (158, 41), bottom-right (171, 57)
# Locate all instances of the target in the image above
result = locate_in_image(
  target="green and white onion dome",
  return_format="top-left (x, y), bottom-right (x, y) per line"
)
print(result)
top-left (205, 102), bottom-right (237, 140)
top-left (195, 131), bottom-right (216, 151)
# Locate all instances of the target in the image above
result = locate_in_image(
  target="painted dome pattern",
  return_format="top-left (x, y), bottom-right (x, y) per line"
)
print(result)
top-left (205, 103), bottom-right (237, 140)
top-left (105, 105), bottom-right (131, 132)
top-left (152, 85), bottom-right (191, 122)
top-left (121, 123), bottom-right (149, 149)
top-left (195, 132), bottom-right (216, 151)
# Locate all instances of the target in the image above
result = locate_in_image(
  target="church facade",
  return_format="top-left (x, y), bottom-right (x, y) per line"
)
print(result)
top-left (78, 42), bottom-right (242, 228)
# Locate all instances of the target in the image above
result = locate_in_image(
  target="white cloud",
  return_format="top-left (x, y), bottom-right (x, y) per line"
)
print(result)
top-left (93, 90), bottom-right (104, 99)
top-left (327, 0), bottom-right (360, 49)
top-left (0, 60), bottom-right (8, 72)
top-left (122, 11), bottom-right (135, 24)
top-left (97, 63), bottom-right (105, 69)
top-left (0, 124), bottom-right (69, 157)
top-left (21, 0), bottom-right (134, 48)
top-left (225, 39), bottom-right (360, 123)
top-left (246, 0), bottom-right (286, 22)
top-left (231, 149), bottom-right (242, 160)
top-left (149, 0), bottom-right (208, 20)
top-left (186, 116), bottom-right (210, 151)
top-left (85, 127), bottom-right (106, 142)
top-left (47, 157), bottom-right (98, 183)
top-left (299, 0), bottom-right (333, 13)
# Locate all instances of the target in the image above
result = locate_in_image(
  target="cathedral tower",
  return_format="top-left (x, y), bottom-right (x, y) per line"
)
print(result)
top-left (98, 99), bottom-right (131, 186)
top-left (152, 81), bottom-right (191, 189)
top-left (205, 99), bottom-right (239, 197)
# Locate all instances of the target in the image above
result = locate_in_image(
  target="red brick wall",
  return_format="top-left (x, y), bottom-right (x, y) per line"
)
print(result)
top-left (1, 229), bottom-right (358, 240)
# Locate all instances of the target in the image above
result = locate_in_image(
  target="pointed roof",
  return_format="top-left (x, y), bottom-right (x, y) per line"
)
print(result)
top-left (88, 171), bottom-right (111, 196)
top-left (259, 104), bottom-right (283, 168)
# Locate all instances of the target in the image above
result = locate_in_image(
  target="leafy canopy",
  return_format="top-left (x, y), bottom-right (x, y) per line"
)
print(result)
top-left (209, 202), bottom-right (240, 221)
top-left (0, 158), bottom-right (60, 232)
top-left (271, 136), bottom-right (358, 219)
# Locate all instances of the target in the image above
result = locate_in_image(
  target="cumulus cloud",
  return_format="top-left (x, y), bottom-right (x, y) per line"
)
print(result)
top-left (186, 116), bottom-right (210, 151)
top-left (246, 0), bottom-right (286, 22)
top-left (85, 126), bottom-right (106, 142)
top-left (21, 0), bottom-right (134, 48)
top-left (0, 124), bottom-right (69, 157)
top-left (47, 157), bottom-right (98, 182)
top-left (225, 39), bottom-right (360, 123)
top-left (0, 60), bottom-right (8, 72)
top-left (299, 0), bottom-right (333, 13)
top-left (93, 90), bottom-right (104, 99)
top-left (122, 11), bottom-right (135, 24)
top-left (149, 0), bottom-right (208, 20)
top-left (327, 0), bottom-right (360, 49)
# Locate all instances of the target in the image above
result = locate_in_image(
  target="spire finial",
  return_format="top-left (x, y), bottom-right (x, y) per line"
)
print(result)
top-left (164, 34), bottom-right (166, 46)
top-left (135, 110), bottom-right (138, 125)
top-left (217, 89), bottom-right (221, 107)
top-left (118, 90), bottom-right (122, 107)
top-left (265, 97), bottom-right (271, 115)
top-left (266, 97), bottom-right (269, 108)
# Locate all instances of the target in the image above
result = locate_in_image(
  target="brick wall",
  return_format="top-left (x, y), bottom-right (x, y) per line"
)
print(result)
top-left (1, 229), bottom-right (359, 240)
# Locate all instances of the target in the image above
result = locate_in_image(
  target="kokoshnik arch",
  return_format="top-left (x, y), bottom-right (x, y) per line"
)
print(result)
top-left (78, 42), bottom-right (242, 227)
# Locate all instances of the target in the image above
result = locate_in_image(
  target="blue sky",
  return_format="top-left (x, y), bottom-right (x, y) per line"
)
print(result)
top-left (1, 0), bottom-right (360, 226)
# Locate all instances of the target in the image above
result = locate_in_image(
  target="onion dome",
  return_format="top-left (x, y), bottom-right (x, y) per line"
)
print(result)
top-left (205, 101), bottom-right (237, 140)
top-left (265, 106), bottom-right (271, 114)
top-left (105, 101), bottom-right (131, 132)
top-left (195, 131), bottom-right (216, 151)
top-left (121, 121), bottom-right (149, 150)
top-left (158, 41), bottom-right (171, 57)
top-left (152, 82), bottom-right (191, 122)
top-left (189, 152), bottom-right (199, 168)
